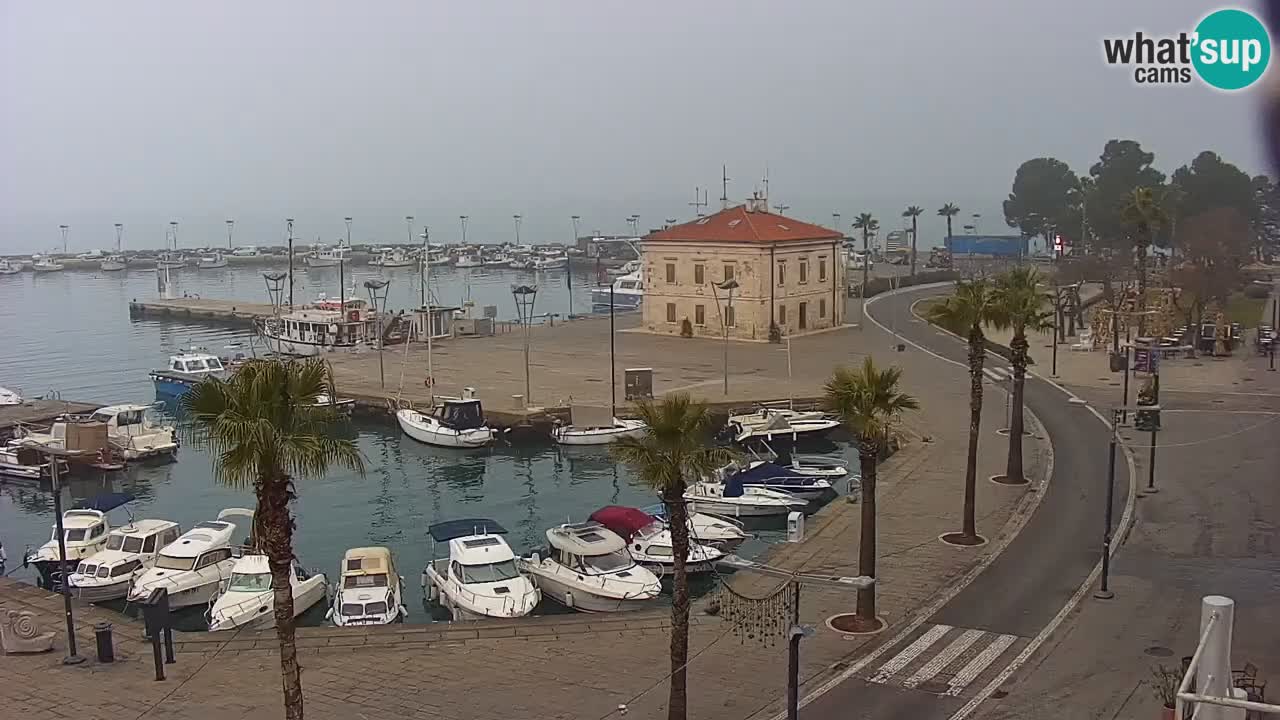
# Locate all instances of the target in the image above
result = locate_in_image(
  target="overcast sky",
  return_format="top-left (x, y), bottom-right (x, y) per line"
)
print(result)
top-left (0, 0), bottom-right (1269, 253)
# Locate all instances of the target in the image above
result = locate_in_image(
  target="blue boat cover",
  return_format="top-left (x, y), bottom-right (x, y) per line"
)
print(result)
top-left (428, 518), bottom-right (507, 542)
top-left (733, 462), bottom-right (819, 488)
top-left (74, 492), bottom-right (135, 512)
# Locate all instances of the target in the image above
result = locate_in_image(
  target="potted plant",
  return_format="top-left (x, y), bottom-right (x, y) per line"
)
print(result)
top-left (1151, 664), bottom-right (1179, 719)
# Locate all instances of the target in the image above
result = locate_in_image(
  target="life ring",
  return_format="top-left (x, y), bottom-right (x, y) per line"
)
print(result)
top-left (423, 376), bottom-right (435, 388)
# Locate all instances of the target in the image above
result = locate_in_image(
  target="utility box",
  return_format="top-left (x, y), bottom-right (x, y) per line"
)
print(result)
top-left (624, 368), bottom-right (653, 400)
top-left (787, 511), bottom-right (805, 543)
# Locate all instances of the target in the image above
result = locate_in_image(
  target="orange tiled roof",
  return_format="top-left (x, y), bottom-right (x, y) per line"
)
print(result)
top-left (644, 205), bottom-right (842, 244)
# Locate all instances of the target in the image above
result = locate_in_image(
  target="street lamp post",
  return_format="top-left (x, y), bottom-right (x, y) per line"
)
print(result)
top-left (513, 215), bottom-right (522, 246)
top-left (24, 444), bottom-right (88, 664)
top-left (569, 215), bottom-right (580, 318)
top-left (1094, 408), bottom-right (1121, 600)
top-left (711, 278), bottom-right (739, 395)
top-left (59, 224), bottom-right (69, 255)
top-left (286, 218), bottom-right (295, 310)
top-left (226, 219), bottom-right (235, 250)
top-left (342, 217), bottom-right (352, 309)
top-left (364, 279), bottom-right (390, 389)
top-left (512, 284), bottom-right (538, 406)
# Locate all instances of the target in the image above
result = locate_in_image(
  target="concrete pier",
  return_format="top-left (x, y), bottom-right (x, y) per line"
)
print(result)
top-left (0, 399), bottom-right (99, 435)
top-left (128, 298), bottom-right (276, 326)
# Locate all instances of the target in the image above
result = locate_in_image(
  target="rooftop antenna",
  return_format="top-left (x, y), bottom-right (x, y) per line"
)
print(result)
top-left (773, 203), bottom-right (790, 215)
top-left (762, 165), bottom-right (769, 204)
top-left (689, 186), bottom-right (708, 217)
top-left (721, 165), bottom-right (731, 210)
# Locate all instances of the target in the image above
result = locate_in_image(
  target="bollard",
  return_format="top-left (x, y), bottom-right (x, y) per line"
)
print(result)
top-left (94, 622), bottom-right (114, 663)
top-left (163, 627), bottom-right (175, 664)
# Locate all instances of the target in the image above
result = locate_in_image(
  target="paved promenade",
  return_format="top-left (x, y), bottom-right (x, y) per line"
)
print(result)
top-left (0, 298), bottom-right (1048, 720)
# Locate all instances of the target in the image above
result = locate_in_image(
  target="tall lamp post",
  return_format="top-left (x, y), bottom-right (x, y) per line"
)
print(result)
top-left (364, 279), bottom-right (390, 389)
top-left (23, 443), bottom-right (88, 664)
top-left (59, 224), bottom-right (69, 255)
top-left (513, 214), bottom-right (522, 246)
top-left (342, 217), bottom-right (352, 307)
top-left (711, 278), bottom-right (739, 395)
top-left (286, 218), bottom-right (295, 310)
top-left (569, 215), bottom-right (580, 318)
top-left (512, 284), bottom-right (539, 406)
top-left (225, 219), bottom-right (235, 250)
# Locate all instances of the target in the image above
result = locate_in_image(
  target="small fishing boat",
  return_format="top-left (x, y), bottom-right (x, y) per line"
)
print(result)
top-left (369, 248), bottom-right (416, 268)
top-left (0, 258), bottom-right (25, 275)
top-left (100, 255), bottom-right (127, 272)
top-left (590, 269), bottom-right (644, 310)
top-left (314, 393), bottom-right (356, 416)
top-left (328, 546), bottom-right (407, 626)
top-left (258, 301), bottom-right (380, 357)
top-left (533, 255), bottom-right (568, 270)
top-left (507, 255), bottom-right (533, 270)
top-left (518, 521), bottom-right (662, 613)
top-left (552, 405), bottom-right (646, 446)
top-left (454, 254), bottom-right (483, 268)
top-left (305, 244), bottom-right (348, 268)
top-left (422, 519), bottom-right (540, 621)
top-left (89, 404), bottom-right (179, 460)
top-left (589, 506), bottom-right (724, 575)
top-left (31, 254), bottom-right (65, 273)
top-left (642, 505), bottom-right (749, 552)
top-left (197, 251), bottom-right (228, 269)
top-left (725, 408), bottom-right (841, 443)
top-left (483, 254), bottom-right (511, 268)
top-left (25, 493), bottom-right (134, 589)
top-left (68, 519), bottom-right (182, 603)
top-left (156, 251), bottom-right (187, 269)
top-left (0, 443), bottom-right (67, 480)
top-left (716, 461), bottom-right (834, 501)
top-left (150, 351), bottom-right (228, 398)
top-left (683, 477), bottom-right (808, 518)
top-left (128, 508), bottom-right (254, 609)
top-left (207, 554), bottom-right (328, 631)
top-left (397, 396), bottom-right (494, 449)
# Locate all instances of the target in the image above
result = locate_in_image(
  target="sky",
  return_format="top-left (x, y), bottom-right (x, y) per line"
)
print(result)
top-left (0, 0), bottom-right (1271, 253)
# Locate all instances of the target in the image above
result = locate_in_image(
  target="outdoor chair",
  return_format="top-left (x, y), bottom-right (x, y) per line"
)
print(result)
top-left (1070, 328), bottom-right (1094, 352)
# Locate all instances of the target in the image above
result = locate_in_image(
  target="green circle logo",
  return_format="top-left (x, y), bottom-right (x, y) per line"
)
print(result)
top-left (1192, 8), bottom-right (1271, 90)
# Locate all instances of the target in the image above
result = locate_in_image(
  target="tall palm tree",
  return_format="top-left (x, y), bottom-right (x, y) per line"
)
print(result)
top-left (182, 358), bottom-right (364, 720)
top-left (937, 203), bottom-right (960, 241)
top-left (823, 358), bottom-right (918, 629)
top-left (852, 213), bottom-right (878, 317)
top-left (926, 280), bottom-right (999, 544)
top-left (903, 205), bottom-right (924, 276)
top-left (1121, 187), bottom-right (1168, 335)
top-left (612, 395), bottom-right (734, 720)
top-left (989, 267), bottom-right (1053, 484)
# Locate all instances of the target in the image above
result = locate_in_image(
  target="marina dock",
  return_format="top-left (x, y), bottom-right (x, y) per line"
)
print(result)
top-left (0, 399), bottom-right (98, 435)
top-left (128, 297), bottom-right (276, 326)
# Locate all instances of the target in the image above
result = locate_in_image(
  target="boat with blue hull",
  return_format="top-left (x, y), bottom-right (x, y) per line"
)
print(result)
top-left (149, 351), bottom-right (228, 399)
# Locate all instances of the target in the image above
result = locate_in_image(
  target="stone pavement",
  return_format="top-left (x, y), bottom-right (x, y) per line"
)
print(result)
top-left (1, 301), bottom-right (1049, 720)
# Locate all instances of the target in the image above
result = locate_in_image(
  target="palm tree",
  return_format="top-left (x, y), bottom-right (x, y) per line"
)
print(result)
top-left (823, 358), bottom-right (919, 629)
top-left (612, 394), bottom-right (734, 720)
top-left (852, 212), bottom-right (876, 254)
top-left (1121, 187), bottom-right (1168, 335)
top-left (926, 280), bottom-right (999, 544)
top-left (989, 268), bottom-right (1053, 484)
top-left (937, 203), bottom-right (960, 240)
top-left (181, 358), bottom-right (364, 720)
top-left (903, 205), bottom-right (924, 276)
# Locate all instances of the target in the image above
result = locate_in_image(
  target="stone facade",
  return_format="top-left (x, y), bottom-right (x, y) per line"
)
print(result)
top-left (640, 202), bottom-right (843, 340)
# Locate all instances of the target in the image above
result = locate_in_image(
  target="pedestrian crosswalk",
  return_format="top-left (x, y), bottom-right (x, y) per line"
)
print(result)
top-left (860, 623), bottom-right (1025, 697)
top-left (982, 366), bottom-right (1012, 383)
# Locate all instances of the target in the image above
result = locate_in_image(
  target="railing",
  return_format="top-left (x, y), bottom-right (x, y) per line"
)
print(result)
top-left (1177, 596), bottom-right (1279, 719)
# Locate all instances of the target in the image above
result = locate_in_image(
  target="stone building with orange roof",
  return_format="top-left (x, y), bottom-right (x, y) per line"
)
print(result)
top-left (640, 195), bottom-right (844, 340)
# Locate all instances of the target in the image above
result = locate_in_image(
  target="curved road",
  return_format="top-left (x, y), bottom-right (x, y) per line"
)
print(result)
top-left (802, 284), bottom-right (1130, 719)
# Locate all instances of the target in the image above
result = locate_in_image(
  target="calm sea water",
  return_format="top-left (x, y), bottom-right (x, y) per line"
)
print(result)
top-left (0, 264), bottom-right (853, 626)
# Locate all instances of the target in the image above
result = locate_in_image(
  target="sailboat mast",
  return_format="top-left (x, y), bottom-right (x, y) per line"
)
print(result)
top-left (421, 227), bottom-right (434, 404)
top-left (342, 217), bottom-right (351, 311)
top-left (609, 282), bottom-right (616, 417)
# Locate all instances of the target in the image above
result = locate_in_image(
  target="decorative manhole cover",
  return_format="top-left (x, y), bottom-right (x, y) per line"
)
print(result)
top-left (1145, 645), bottom-right (1174, 657)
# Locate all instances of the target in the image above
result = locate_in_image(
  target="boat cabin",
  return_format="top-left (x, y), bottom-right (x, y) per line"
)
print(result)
top-left (49, 509), bottom-right (110, 550)
top-left (271, 306), bottom-right (377, 348)
top-left (545, 522), bottom-right (636, 575)
top-left (74, 519), bottom-right (180, 582)
top-left (165, 352), bottom-right (225, 377)
top-left (152, 519), bottom-right (239, 572)
top-left (429, 519), bottom-right (520, 584)
top-left (340, 546), bottom-right (394, 592)
top-left (435, 398), bottom-right (486, 431)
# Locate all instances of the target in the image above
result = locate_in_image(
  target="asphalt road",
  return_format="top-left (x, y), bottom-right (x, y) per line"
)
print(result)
top-left (803, 284), bottom-right (1129, 720)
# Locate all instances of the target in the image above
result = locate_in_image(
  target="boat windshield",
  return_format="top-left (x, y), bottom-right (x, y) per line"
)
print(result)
top-left (343, 573), bottom-right (388, 589)
top-left (63, 528), bottom-right (86, 542)
top-left (581, 550), bottom-right (633, 574)
top-left (105, 534), bottom-right (144, 553)
top-left (341, 600), bottom-right (389, 617)
top-left (154, 554), bottom-right (196, 571)
top-left (228, 572), bottom-right (272, 591)
top-left (459, 559), bottom-right (521, 584)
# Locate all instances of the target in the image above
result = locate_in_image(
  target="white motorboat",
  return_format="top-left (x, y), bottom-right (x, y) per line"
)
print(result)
top-left (397, 396), bottom-right (494, 449)
top-left (369, 248), bottom-right (416, 268)
top-left (784, 454), bottom-right (850, 478)
top-left (426, 251), bottom-right (451, 266)
top-left (0, 386), bottom-right (21, 404)
top-left (258, 299), bottom-right (380, 357)
top-left (518, 521), bottom-right (662, 613)
top-left (684, 478), bottom-right (808, 518)
top-left (150, 350), bottom-right (228, 399)
top-left (25, 493), bottom-right (134, 588)
top-left (328, 546), bottom-right (407, 626)
top-left (507, 256), bottom-right (533, 270)
top-left (197, 251), bottom-right (228, 269)
top-left (483, 254), bottom-right (511, 268)
top-left (0, 258), bottom-right (23, 275)
top-left (642, 505), bottom-right (749, 552)
top-left (589, 506), bottom-right (724, 575)
top-left (726, 408), bottom-right (841, 443)
top-left (591, 269), bottom-right (644, 310)
top-left (128, 508), bottom-right (254, 609)
top-left (422, 519), bottom-right (540, 621)
top-left (305, 244), bottom-right (349, 268)
top-left (715, 461), bottom-right (834, 501)
top-left (0, 443), bottom-right (66, 480)
top-left (84, 404), bottom-right (179, 460)
top-left (100, 255), bottom-right (127, 272)
top-left (207, 554), bottom-right (328, 631)
top-left (156, 251), bottom-right (187, 269)
top-left (31, 254), bottom-right (64, 273)
top-left (533, 255), bottom-right (568, 270)
top-left (68, 519), bottom-right (181, 602)
top-left (454, 254), bottom-right (483, 268)
top-left (606, 260), bottom-right (641, 277)
top-left (552, 405), bottom-right (647, 446)
top-left (77, 249), bottom-right (105, 260)
top-left (314, 393), bottom-right (356, 416)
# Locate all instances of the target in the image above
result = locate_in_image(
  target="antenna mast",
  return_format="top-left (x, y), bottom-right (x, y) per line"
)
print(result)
top-left (721, 165), bottom-right (731, 210)
top-left (689, 186), bottom-right (708, 217)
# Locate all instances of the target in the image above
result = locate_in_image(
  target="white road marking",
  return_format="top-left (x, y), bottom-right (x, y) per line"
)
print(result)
top-left (945, 634), bottom-right (1018, 696)
top-left (981, 368), bottom-right (1002, 381)
top-left (902, 628), bottom-right (986, 689)
top-left (868, 624), bottom-right (953, 684)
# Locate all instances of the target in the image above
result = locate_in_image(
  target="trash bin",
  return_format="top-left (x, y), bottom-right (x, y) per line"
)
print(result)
top-left (94, 622), bottom-right (114, 663)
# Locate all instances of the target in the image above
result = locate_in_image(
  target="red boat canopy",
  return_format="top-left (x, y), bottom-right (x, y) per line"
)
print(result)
top-left (589, 506), bottom-right (658, 542)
